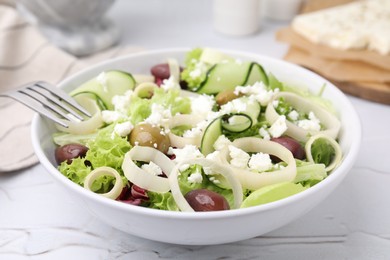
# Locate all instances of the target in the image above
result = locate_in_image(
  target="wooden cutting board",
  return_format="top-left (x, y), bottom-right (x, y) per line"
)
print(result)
top-left (280, 0), bottom-right (390, 105)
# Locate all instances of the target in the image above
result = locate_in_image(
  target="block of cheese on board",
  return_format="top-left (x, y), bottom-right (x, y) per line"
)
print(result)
top-left (292, 0), bottom-right (390, 55)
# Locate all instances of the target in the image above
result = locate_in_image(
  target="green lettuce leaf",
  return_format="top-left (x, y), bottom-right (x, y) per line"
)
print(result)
top-left (147, 191), bottom-right (179, 211)
top-left (294, 159), bottom-right (327, 187)
top-left (85, 125), bottom-right (132, 171)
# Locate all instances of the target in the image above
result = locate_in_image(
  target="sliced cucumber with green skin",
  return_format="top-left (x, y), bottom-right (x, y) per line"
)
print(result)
top-left (241, 182), bottom-right (306, 208)
top-left (195, 61), bottom-right (268, 94)
top-left (221, 113), bottom-right (253, 133)
top-left (201, 97), bottom-right (262, 154)
top-left (72, 92), bottom-right (107, 110)
top-left (200, 117), bottom-right (222, 156)
top-left (70, 70), bottom-right (136, 110)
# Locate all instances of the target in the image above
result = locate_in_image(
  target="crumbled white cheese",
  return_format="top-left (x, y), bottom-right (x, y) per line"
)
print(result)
top-left (114, 121), bottom-right (133, 137)
top-left (141, 161), bottom-right (163, 176)
top-left (248, 153), bottom-right (273, 172)
top-left (228, 145), bottom-right (250, 169)
top-left (259, 126), bottom-right (271, 140)
top-left (234, 81), bottom-right (279, 106)
top-left (288, 110), bottom-right (299, 121)
top-left (172, 145), bottom-right (204, 164)
top-left (213, 135), bottom-right (232, 151)
top-left (160, 76), bottom-right (180, 91)
top-left (220, 98), bottom-right (247, 114)
top-left (190, 94), bottom-right (216, 119)
top-left (187, 171), bottom-right (203, 184)
top-left (189, 68), bottom-right (202, 79)
top-left (144, 103), bottom-right (172, 126)
top-left (182, 126), bottom-right (202, 138)
top-left (112, 90), bottom-right (133, 113)
top-left (297, 111), bottom-right (321, 131)
top-left (269, 115), bottom-right (287, 138)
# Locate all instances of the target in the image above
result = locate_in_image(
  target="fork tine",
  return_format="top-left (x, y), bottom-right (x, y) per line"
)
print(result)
top-left (28, 86), bottom-right (84, 121)
top-left (20, 88), bottom-right (78, 122)
top-left (35, 81), bottom-right (92, 117)
top-left (6, 91), bottom-right (69, 128)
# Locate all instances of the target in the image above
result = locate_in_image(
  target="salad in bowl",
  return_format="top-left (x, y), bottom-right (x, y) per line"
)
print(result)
top-left (32, 48), bottom-right (360, 244)
top-left (52, 48), bottom-right (342, 212)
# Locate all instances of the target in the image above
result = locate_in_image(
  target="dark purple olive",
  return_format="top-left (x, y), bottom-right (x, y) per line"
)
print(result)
top-left (185, 189), bottom-right (230, 211)
top-left (55, 143), bottom-right (88, 164)
top-left (151, 63), bottom-right (170, 80)
top-left (271, 136), bottom-right (306, 162)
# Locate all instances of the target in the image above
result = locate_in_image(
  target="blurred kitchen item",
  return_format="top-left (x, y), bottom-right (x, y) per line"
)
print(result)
top-left (263, 0), bottom-right (303, 21)
top-left (213, 0), bottom-right (261, 36)
top-left (16, 0), bottom-right (119, 56)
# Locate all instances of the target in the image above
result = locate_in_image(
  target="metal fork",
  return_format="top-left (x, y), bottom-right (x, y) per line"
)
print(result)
top-left (0, 81), bottom-right (91, 128)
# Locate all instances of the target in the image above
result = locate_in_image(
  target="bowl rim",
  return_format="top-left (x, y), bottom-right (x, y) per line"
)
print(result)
top-left (31, 47), bottom-right (362, 219)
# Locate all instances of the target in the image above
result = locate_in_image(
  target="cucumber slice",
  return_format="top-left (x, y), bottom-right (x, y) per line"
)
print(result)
top-left (70, 70), bottom-right (136, 110)
top-left (200, 117), bottom-right (222, 156)
top-left (196, 62), bottom-right (268, 94)
top-left (241, 182), bottom-right (306, 208)
top-left (72, 92), bottom-right (107, 110)
top-left (243, 63), bottom-right (269, 86)
top-left (221, 114), bottom-right (252, 133)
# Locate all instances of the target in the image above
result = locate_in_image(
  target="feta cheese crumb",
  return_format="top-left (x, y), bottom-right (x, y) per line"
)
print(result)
top-left (172, 145), bottom-right (204, 163)
top-left (248, 153), bottom-right (273, 172)
top-left (114, 121), bottom-right (133, 137)
top-left (187, 171), bottom-right (203, 184)
top-left (213, 135), bottom-right (232, 151)
top-left (269, 115), bottom-right (287, 138)
top-left (288, 110), bottom-right (299, 121)
top-left (220, 98), bottom-right (247, 114)
top-left (141, 161), bottom-right (163, 176)
top-left (259, 126), bottom-right (271, 140)
top-left (160, 76), bottom-right (180, 91)
top-left (144, 103), bottom-right (172, 126)
top-left (112, 90), bottom-right (133, 113)
top-left (297, 111), bottom-right (321, 131)
top-left (190, 94), bottom-right (216, 118)
top-left (228, 145), bottom-right (250, 169)
top-left (234, 81), bottom-right (279, 106)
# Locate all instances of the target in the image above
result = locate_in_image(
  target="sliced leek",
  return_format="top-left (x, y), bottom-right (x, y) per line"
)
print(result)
top-left (305, 133), bottom-right (343, 172)
top-left (266, 92), bottom-right (341, 142)
top-left (220, 137), bottom-right (297, 190)
top-left (84, 166), bottom-right (124, 199)
top-left (121, 146), bottom-right (175, 193)
top-left (56, 94), bottom-right (104, 135)
top-left (168, 114), bottom-right (204, 148)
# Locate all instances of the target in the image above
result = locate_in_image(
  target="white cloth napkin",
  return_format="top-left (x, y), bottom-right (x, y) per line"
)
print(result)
top-left (0, 4), bottom-right (142, 172)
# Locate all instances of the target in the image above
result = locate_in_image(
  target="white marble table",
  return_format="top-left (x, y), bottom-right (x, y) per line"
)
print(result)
top-left (1, 0), bottom-right (390, 259)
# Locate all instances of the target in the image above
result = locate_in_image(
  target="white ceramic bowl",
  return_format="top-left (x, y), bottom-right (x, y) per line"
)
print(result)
top-left (31, 48), bottom-right (361, 245)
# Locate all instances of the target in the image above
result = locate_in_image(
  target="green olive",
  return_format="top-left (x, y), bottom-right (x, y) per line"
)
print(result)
top-left (215, 89), bottom-right (241, 106)
top-left (129, 123), bottom-right (170, 154)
